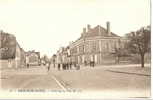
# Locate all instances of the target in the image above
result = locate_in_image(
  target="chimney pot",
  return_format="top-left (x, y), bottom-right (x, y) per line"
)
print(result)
top-left (106, 21), bottom-right (111, 36)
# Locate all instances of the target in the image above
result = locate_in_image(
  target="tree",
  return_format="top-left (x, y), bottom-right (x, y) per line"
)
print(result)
top-left (112, 47), bottom-right (130, 64)
top-left (126, 26), bottom-right (150, 68)
top-left (114, 48), bottom-right (122, 64)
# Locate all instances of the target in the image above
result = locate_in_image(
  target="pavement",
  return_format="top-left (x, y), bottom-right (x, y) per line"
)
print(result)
top-left (104, 64), bottom-right (151, 76)
top-left (0, 64), bottom-right (151, 98)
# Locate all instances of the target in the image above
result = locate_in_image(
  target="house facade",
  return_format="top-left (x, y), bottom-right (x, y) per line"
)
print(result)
top-left (69, 22), bottom-right (127, 65)
top-left (15, 43), bottom-right (26, 68)
top-left (26, 50), bottom-right (40, 66)
top-left (0, 31), bottom-right (26, 69)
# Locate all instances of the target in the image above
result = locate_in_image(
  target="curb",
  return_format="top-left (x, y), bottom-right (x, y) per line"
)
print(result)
top-left (106, 70), bottom-right (151, 76)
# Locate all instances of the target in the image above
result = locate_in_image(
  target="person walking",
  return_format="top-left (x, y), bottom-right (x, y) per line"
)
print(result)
top-left (90, 55), bottom-right (95, 67)
top-left (26, 57), bottom-right (29, 68)
top-left (69, 62), bottom-right (72, 69)
top-left (47, 60), bottom-right (51, 71)
top-left (58, 63), bottom-right (60, 70)
top-left (57, 53), bottom-right (62, 71)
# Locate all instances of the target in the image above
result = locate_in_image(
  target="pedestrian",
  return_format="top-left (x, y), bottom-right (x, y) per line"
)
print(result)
top-left (48, 62), bottom-right (51, 71)
top-left (92, 61), bottom-right (95, 67)
top-left (27, 63), bottom-right (29, 68)
top-left (90, 55), bottom-right (95, 67)
top-left (90, 61), bottom-right (91, 67)
top-left (84, 60), bottom-right (87, 66)
top-left (57, 53), bottom-right (61, 71)
top-left (67, 63), bottom-right (69, 70)
top-left (58, 63), bottom-right (60, 70)
top-left (90, 61), bottom-right (95, 67)
top-left (26, 57), bottom-right (29, 68)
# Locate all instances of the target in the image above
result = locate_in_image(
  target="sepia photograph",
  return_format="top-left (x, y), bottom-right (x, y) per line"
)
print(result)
top-left (0, 0), bottom-right (151, 99)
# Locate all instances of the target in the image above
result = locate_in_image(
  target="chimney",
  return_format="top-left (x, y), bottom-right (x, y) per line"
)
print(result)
top-left (87, 24), bottom-right (91, 31)
top-left (106, 21), bottom-right (111, 36)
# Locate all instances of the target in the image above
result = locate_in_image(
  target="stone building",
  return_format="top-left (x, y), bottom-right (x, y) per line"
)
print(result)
top-left (0, 31), bottom-right (26, 69)
top-left (69, 22), bottom-right (126, 65)
top-left (26, 50), bottom-right (40, 66)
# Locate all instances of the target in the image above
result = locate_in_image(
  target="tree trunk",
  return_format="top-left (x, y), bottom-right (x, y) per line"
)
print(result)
top-left (141, 53), bottom-right (145, 68)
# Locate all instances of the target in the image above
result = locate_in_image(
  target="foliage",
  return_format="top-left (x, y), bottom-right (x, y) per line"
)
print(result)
top-left (126, 27), bottom-right (150, 54)
top-left (126, 26), bottom-right (150, 67)
top-left (112, 47), bottom-right (130, 64)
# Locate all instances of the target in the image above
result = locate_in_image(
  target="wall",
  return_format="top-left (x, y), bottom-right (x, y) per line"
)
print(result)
top-left (69, 37), bottom-right (122, 65)
top-left (0, 59), bottom-right (16, 69)
top-left (0, 43), bottom-right (26, 69)
top-left (26, 52), bottom-right (40, 66)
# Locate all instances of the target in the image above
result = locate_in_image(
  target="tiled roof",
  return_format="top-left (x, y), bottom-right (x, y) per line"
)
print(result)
top-left (81, 25), bottom-right (119, 38)
top-left (26, 51), bottom-right (40, 57)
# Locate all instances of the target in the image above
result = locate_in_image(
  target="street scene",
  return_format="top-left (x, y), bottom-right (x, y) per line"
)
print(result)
top-left (0, 0), bottom-right (151, 99)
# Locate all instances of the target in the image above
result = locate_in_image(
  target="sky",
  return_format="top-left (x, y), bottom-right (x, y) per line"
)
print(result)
top-left (0, 0), bottom-right (150, 57)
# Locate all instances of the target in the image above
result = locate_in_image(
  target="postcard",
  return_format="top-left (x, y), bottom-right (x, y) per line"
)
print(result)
top-left (0, 0), bottom-right (151, 99)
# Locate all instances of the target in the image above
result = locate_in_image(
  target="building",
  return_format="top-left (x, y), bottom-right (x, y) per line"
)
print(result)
top-left (55, 47), bottom-right (64, 65)
top-left (0, 31), bottom-right (26, 69)
top-left (69, 22), bottom-right (126, 65)
top-left (26, 50), bottom-right (40, 66)
top-left (15, 42), bottom-right (26, 68)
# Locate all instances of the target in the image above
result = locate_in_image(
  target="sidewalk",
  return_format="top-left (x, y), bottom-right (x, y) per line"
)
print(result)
top-left (104, 64), bottom-right (151, 76)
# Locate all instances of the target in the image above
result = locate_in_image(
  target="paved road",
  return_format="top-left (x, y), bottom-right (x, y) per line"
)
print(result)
top-left (0, 64), bottom-right (151, 98)
top-left (1, 66), bottom-right (62, 90)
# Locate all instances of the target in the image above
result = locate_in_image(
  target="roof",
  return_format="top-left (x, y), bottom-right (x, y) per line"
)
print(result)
top-left (26, 50), bottom-right (40, 57)
top-left (81, 25), bottom-right (119, 38)
top-left (70, 25), bottom-right (121, 47)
